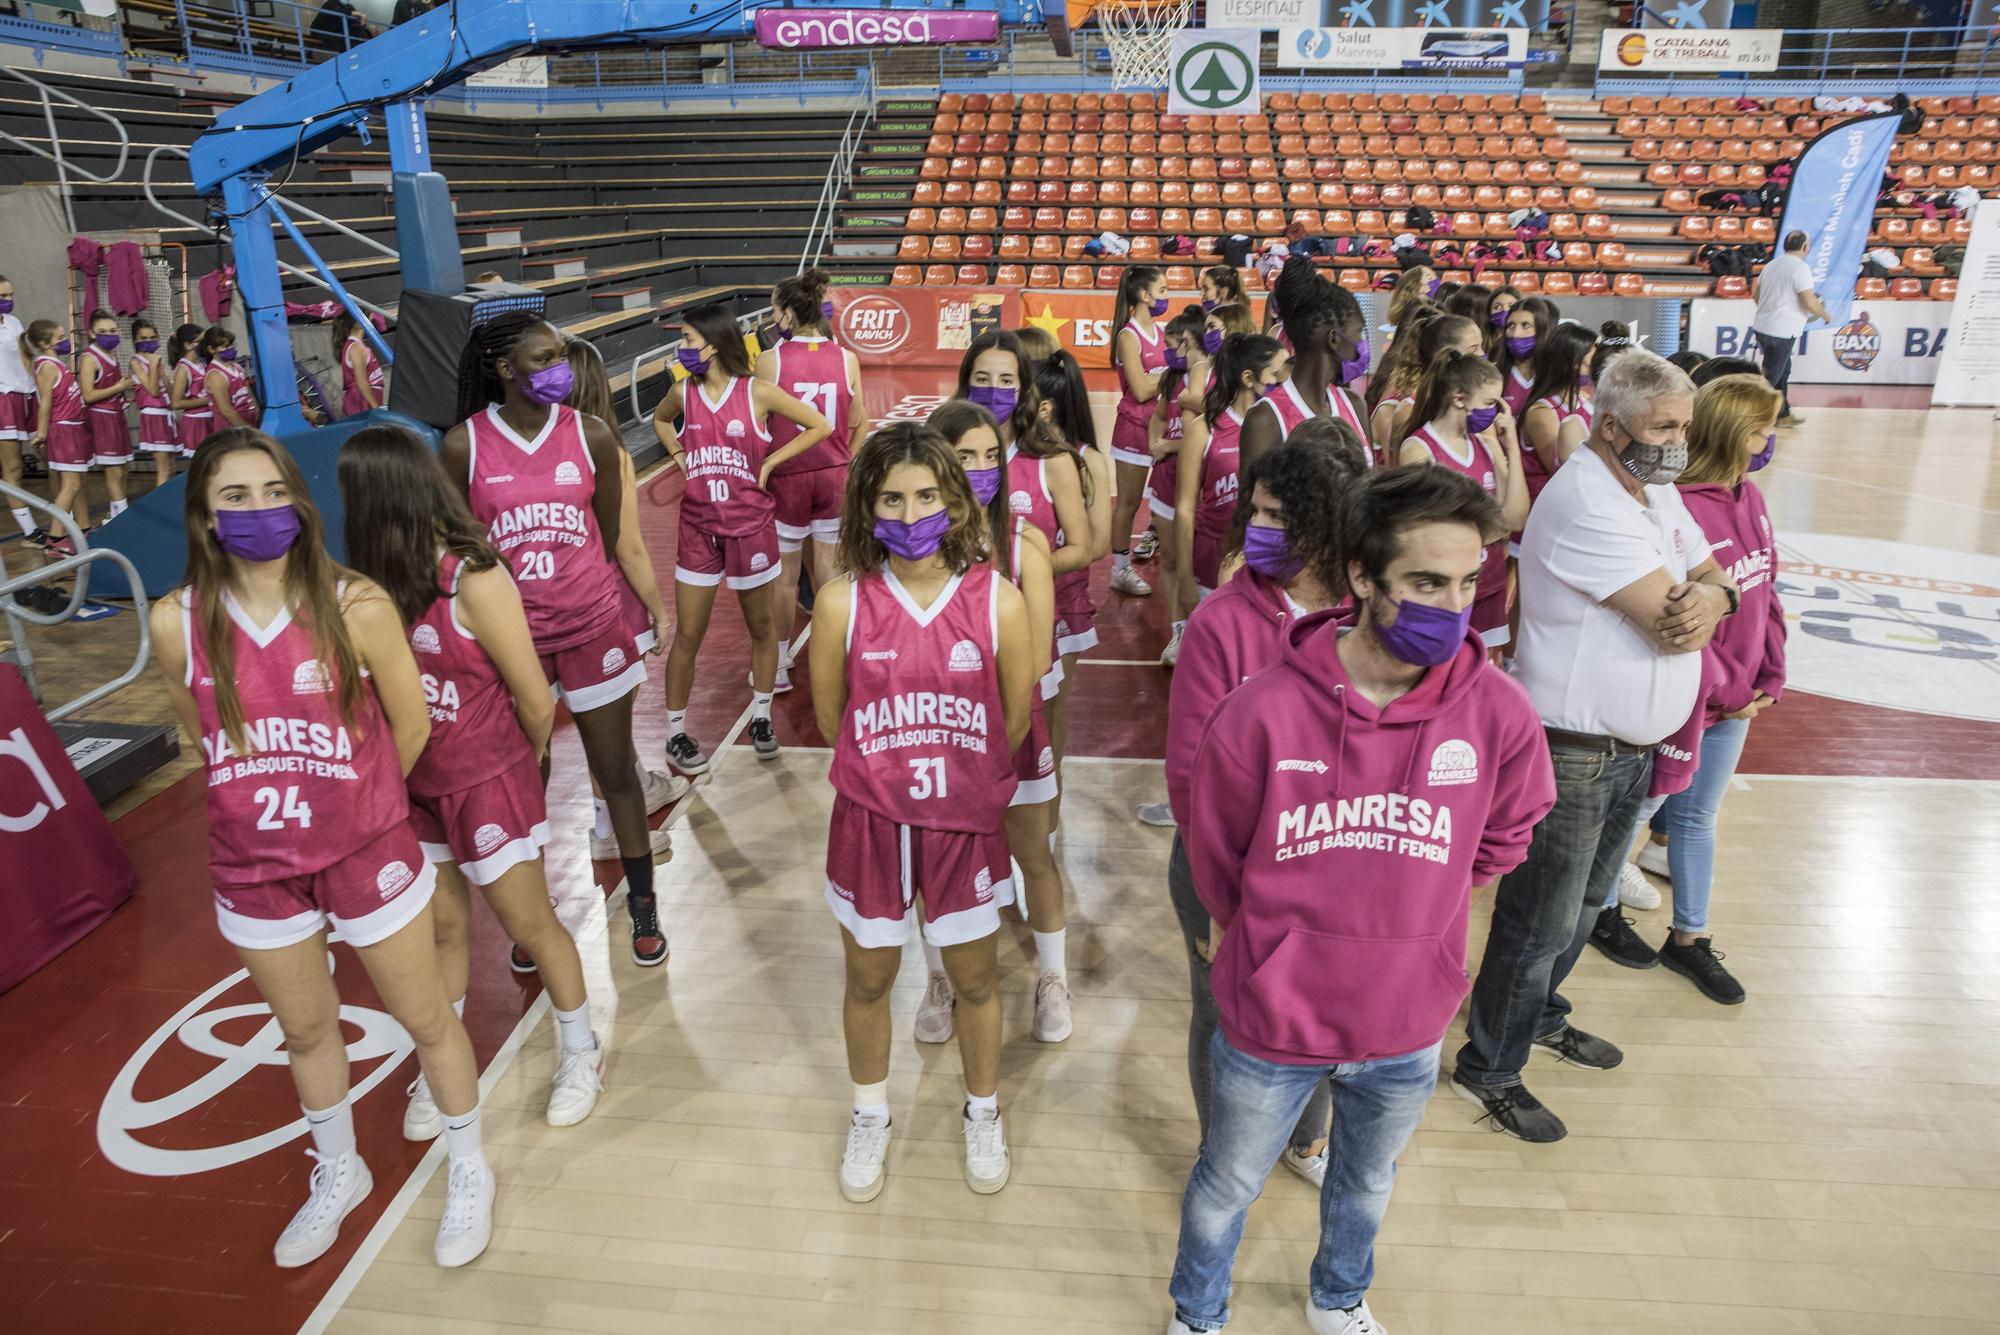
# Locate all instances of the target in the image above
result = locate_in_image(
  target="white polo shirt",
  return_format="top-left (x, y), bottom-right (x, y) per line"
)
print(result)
top-left (1515, 448), bottom-right (1711, 746)
top-left (1753, 252), bottom-right (1816, 340)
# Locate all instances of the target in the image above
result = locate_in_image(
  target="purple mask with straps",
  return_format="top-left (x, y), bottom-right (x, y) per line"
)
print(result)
top-left (1749, 432), bottom-right (1776, 472)
top-left (1201, 327), bottom-right (1224, 356)
top-left (1464, 404), bottom-right (1500, 436)
top-left (1489, 307), bottom-right (1508, 328)
top-left (1505, 334), bottom-right (1536, 359)
top-left (967, 383), bottom-right (1017, 422)
top-left (214, 504), bottom-right (301, 563)
top-left (965, 466), bottom-right (1002, 505)
top-left (1374, 595), bottom-right (1471, 667)
top-left (1242, 525), bottom-right (1302, 582)
top-left (95, 332), bottom-right (120, 350)
top-left (874, 507), bottom-right (952, 561)
top-left (677, 346), bottom-right (710, 376)
top-left (1338, 336), bottom-right (1371, 384)
top-left (522, 361), bottom-right (574, 405)
top-left (1150, 296), bottom-right (1170, 317)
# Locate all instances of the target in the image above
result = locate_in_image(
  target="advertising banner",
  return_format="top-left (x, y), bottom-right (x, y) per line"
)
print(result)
top-left (1930, 203), bottom-right (2000, 406)
top-left (832, 288), bottom-right (1020, 367)
top-left (1689, 298), bottom-right (1949, 386)
top-left (1280, 0), bottom-right (1549, 24)
top-left (753, 8), bottom-right (999, 48)
top-left (1206, 0), bottom-right (1314, 26)
top-left (1168, 29), bottom-right (1261, 116)
top-left (466, 56), bottom-right (549, 88)
top-left (1777, 111), bottom-right (1905, 333)
top-left (1281, 25), bottom-right (1523, 70)
top-left (1016, 291), bottom-right (1268, 370)
top-left (1597, 28), bottom-right (1780, 72)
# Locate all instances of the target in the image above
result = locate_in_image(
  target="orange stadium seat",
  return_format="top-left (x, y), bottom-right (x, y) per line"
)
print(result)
top-left (923, 264), bottom-right (956, 285)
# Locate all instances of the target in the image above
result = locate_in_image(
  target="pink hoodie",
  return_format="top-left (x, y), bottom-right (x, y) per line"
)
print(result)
top-left (1678, 479), bottom-right (1786, 724)
top-left (1165, 566), bottom-right (1300, 829)
top-left (1189, 610), bottom-right (1555, 1066)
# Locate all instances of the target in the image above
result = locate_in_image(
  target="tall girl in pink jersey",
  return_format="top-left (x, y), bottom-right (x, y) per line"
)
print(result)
top-left (1496, 295), bottom-right (1560, 417)
top-left (1175, 333), bottom-right (1287, 604)
top-left (444, 313), bottom-right (671, 966)
top-left (1397, 351), bottom-right (1529, 653)
top-left (79, 309), bottom-right (133, 519)
top-left (1026, 346), bottom-right (1108, 777)
top-left (202, 325), bottom-right (261, 430)
top-left (23, 319), bottom-right (92, 539)
top-left (1106, 265), bottom-right (1169, 598)
top-left (168, 321), bottom-right (213, 457)
top-left (1236, 257), bottom-right (1371, 471)
top-left (340, 424), bottom-right (608, 1135)
top-left (809, 422), bottom-right (1035, 1205)
top-left (148, 429), bottom-right (494, 1271)
top-left (334, 309), bottom-right (385, 418)
top-left (1148, 307), bottom-right (1206, 667)
top-left (756, 268), bottom-right (867, 690)
top-left (1518, 321), bottom-right (1599, 505)
top-left (652, 304), bottom-right (830, 769)
top-left (129, 318), bottom-right (177, 489)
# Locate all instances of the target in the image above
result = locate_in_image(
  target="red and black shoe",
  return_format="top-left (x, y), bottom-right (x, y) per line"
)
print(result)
top-left (507, 944), bottom-right (537, 974)
top-left (628, 892), bottom-right (668, 968)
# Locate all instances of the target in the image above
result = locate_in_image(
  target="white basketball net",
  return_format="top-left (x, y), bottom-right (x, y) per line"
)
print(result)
top-left (1095, 0), bottom-right (1193, 89)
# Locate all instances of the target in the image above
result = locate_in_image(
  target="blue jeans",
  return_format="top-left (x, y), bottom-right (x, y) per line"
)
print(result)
top-left (1169, 1031), bottom-right (1440, 1330)
top-left (1609, 717), bottom-right (1750, 934)
top-left (1456, 740), bottom-right (1652, 1088)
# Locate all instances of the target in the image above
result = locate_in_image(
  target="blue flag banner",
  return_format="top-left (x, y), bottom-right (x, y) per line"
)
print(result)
top-left (1776, 111), bottom-right (1903, 334)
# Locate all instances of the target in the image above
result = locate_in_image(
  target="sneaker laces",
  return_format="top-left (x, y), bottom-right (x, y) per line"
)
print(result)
top-left (843, 1116), bottom-right (890, 1172)
top-left (629, 892), bottom-right (663, 941)
top-left (921, 972), bottom-right (954, 1010)
top-left (288, 1149), bottom-right (345, 1230)
top-left (668, 733), bottom-right (699, 763)
top-left (440, 1157), bottom-right (488, 1232)
top-left (964, 1108), bottom-right (1005, 1161)
top-left (554, 1044), bottom-right (601, 1093)
top-left (1035, 972), bottom-right (1068, 1009)
top-left (1469, 1083), bottom-right (1542, 1129)
top-left (406, 1074), bottom-right (430, 1102)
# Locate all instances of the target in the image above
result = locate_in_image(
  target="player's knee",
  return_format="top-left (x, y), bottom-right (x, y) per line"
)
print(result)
top-left (845, 966), bottom-right (894, 1006)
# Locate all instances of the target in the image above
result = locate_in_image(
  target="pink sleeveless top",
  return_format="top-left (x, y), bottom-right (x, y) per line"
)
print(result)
top-left (1197, 407), bottom-right (1245, 537)
top-left (214, 359), bottom-right (260, 426)
top-left (1503, 364), bottom-right (1535, 417)
top-left (829, 562), bottom-right (1016, 833)
top-left (767, 337), bottom-right (852, 474)
top-left (176, 356), bottom-right (214, 419)
top-left (1114, 321), bottom-right (1168, 434)
top-left (84, 346), bottom-right (126, 418)
top-left (34, 355), bottom-right (82, 425)
top-left (1406, 422), bottom-right (1507, 603)
top-left (405, 551), bottom-right (536, 797)
top-left (342, 335), bottom-right (385, 417)
top-left (679, 374), bottom-right (777, 537)
top-left (132, 353), bottom-right (170, 415)
top-left (1523, 392), bottom-right (1589, 502)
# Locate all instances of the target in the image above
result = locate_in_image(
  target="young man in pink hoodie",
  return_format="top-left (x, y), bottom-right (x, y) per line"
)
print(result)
top-left (1168, 467), bottom-right (1556, 1335)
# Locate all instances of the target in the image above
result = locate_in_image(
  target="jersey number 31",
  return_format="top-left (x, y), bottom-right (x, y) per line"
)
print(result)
top-left (907, 757), bottom-right (947, 800)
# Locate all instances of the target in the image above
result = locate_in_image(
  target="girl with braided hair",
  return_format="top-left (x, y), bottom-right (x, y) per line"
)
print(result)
top-left (1237, 257), bottom-right (1371, 471)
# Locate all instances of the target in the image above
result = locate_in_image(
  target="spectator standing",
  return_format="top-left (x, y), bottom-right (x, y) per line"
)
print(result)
top-left (1750, 230), bottom-right (1828, 428)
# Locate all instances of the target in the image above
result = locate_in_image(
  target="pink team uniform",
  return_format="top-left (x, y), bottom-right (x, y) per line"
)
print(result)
top-left (82, 345), bottom-right (132, 465)
top-left (211, 358), bottom-right (261, 429)
top-left (1406, 422), bottom-right (1510, 646)
top-left (1191, 406), bottom-right (1244, 593)
top-left (33, 354), bottom-right (91, 473)
top-left (1002, 520), bottom-right (1058, 808)
top-left (132, 352), bottom-right (177, 450)
top-left (464, 403), bottom-right (645, 712)
top-left (183, 587), bottom-right (433, 950)
top-left (1147, 409), bottom-right (1183, 521)
top-left (675, 374), bottom-right (783, 590)
top-left (1502, 363), bottom-right (1535, 417)
top-left (825, 563), bottom-right (1017, 948)
top-left (404, 551), bottom-right (550, 885)
top-left (342, 334), bottom-right (385, 418)
top-left (175, 356), bottom-right (215, 456)
top-left (1005, 446), bottom-right (1069, 696)
top-left (764, 337), bottom-right (852, 552)
top-left (1109, 321), bottom-right (1168, 467)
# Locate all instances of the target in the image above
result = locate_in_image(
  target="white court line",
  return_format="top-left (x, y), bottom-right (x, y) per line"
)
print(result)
top-left (1073, 657), bottom-right (1165, 668)
top-left (299, 621), bottom-right (808, 1335)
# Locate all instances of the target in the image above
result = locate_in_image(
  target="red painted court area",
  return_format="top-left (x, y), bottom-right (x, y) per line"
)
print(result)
top-left (3, 369), bottom-right (1997, 1333)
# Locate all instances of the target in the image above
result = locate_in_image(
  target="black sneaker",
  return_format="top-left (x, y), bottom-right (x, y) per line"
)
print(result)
top-left (24, 527), bottom-right (53, 550)
top-left (665, 730), bottom-right (709, 777)
top-left (627, 892), bottom-right (668, 967)
top-left (11, 583), bottom-right (69, 615)
top-left (1451, 1071), bottom-right (1567, 1143)
top-left (1660, 936), bottom-right (1745, 1005)
top-left (1589, 906), bottom-right (1660, 969)
top-left (507, 944), bottom-right (537, 974)
top-left (1533, 1022), bottom-right (1624, 1070)
top-left (749, 716), bottom-right (779, 760)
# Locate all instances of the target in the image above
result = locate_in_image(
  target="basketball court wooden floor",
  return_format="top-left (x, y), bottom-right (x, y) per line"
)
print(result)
top-left (4, 385), bottom-right (1998, 1335)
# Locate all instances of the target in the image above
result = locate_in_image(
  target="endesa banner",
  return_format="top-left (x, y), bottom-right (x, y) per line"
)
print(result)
top-left (1689, 299), bottom-right (1950, 386)
top-left (1016, 291), bottom-right (1268, 370)
top-left (832, 287), bottom-right (1020, 367)
top-left (754, 8), bottom-right (999, 49)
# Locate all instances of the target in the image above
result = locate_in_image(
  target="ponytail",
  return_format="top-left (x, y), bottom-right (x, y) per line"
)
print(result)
top-left (1110, 264), bottom-right (1163, 340)
top-left (1408, 348), bottom-right (1501, 435)
top-left (1203, 332), bottom-right (1282, 428)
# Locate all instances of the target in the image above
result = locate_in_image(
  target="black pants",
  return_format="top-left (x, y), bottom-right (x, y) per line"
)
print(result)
top-left (1754, 331), bottom-right (1795, 419)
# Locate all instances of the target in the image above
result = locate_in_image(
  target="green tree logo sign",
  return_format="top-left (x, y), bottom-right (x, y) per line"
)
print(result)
top-left (1174, 40), bottom-right (1253, 110)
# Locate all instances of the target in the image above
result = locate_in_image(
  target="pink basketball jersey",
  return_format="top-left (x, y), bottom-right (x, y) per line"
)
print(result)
top-left (829, 563), bottom-right (1017, 833)
top-left (1523, 394), bottom-right (1587, 502)
top-left (767, 337), bottom-right (852, 475)
top-left (464, 403), bottom-right (622, 651)
top-left (34, 355), bottom-right (82, 425)
top-left (678, 374), bottom-right (776, 537)
top-left (1196, 407), bottom-right (1244, 537)
top-left (215, 359), bottom-right (259, 426)
top-left (342, 335), bottom-right (385, 418)
top-left (1005, 447), bottom-right (1063, 554)
top-left (132, 352), bottom-right (169, 414)
top-left (175, 356), bottom-right (214, 415)
top-left (405, 552), bottom-right (536, 798)
top-left (1503, 364), bottom-right (1534, 416)
top-left (84, 346), bottom-right (126, 419)
top-left (184, 588), bottom-right (409, 886)
top-left (1407, 423), bottom-right (1507, 602)
top-left (1114, 321), bottom-right (1168, 434)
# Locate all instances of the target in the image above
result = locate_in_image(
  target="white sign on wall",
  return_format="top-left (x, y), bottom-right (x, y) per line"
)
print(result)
top-left (1598, 28), bottom-right (1781, 73)
top-left (1689, 299), bottom-right (1951, 387)
top-left (1280, 25), bottom-right (1523, 69)
top-left (1206, 0), bottom-right (1313, 28)
top-left (467, 56), bottom-right (551, 89)
top-left (1168, 29), bottom-right (1261, 115)
top-left (1930, 204), bottom-right (2000, 406)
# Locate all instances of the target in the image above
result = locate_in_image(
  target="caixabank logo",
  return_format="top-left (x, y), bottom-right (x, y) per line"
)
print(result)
top-left (1831, 310), bottom-right (1881, 372)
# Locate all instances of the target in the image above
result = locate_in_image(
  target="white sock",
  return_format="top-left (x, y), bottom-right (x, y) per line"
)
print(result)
top-left (853, 1080), bottom-right (890, 1122)
top-left (752, 691), bottom-right (773, 721)
top-left (554, 1002), bottom-right (595, 1052)
top-left (10, 506), bottom-right (33, 536)
top-left (442, 1108), bottom-right (484, 1163)
top-left (1033, 928), bottom-right (1067, 978)
top-left (922, 939), bottom-right (946, 975)
top-left (667, 708), bottom-right (687, 738)
top-left (966, 1090), bottom-right (998, 1118)
top-left (451, 995), bottom-right (465, 1018)
top-left (593, 798), bottom-right (613, 840)
top-left (1113, 549), bottom-right (1131, 572)
top-left (302, 1099), bottom-right (356, 1159)
top-left (107, 497), bottom-right (129, 518)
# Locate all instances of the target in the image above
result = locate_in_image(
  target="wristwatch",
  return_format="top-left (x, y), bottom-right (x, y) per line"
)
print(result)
top-left (1719, 583), bottom-right (1740, 616)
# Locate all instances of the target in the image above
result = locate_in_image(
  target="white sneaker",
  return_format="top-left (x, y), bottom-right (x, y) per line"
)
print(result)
top-left (1165, 1321), bottom-right (1208, 1335)
top-left (402, 1075), bottom-right (443, 1141)
top-left (1111, 564), bottom-right (1153, 597)
top-left (546, 1039), bottom-right (605, 1127)
top-left (914, 971), bottom-right (955, 1044)
top-left (1160, 621), bottom-right (1185, 667)
top-left (273, 1149), bottom-right (372, 1268)
top-left (839, 1112), bottom-right (891, 1203)
top-left (1033, 970), bottom-right (1073, 1043)
top-left (962, 1106), bottom-right (1010, 1194)
top-left (434, 1155), bottom-right (495, 1268)
top-left (747, 665), bottom-right (794, 694)
top-left (1618, 862), bottom-right (1662, 912)
top-left (1636, 839), bottom-right (1671, 880)
top-left (1280, 1142), bottom-right (1328, 1188)
top-left (589, 823), bottom-right (674, 863)
top-left (1137, 801), bottom-right (1177, 827)
top-left (640, 767), bottom-right (692, 815)
top-left (1305, 1296), bottom-right (1387, 1334)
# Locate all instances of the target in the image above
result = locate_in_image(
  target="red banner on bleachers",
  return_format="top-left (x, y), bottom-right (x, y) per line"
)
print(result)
top-left (1016, 291), bottom-right (1269, 370)
top-left (832, 287), bottom-right (1021, 367)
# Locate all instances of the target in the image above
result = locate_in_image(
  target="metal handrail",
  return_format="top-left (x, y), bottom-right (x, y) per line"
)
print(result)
top-left (799, 70), bottom-right (877, 274)
top-left (0, 480), bottom-right (151, 721)
top-left (0, 65), bottom-right (132, 236)
top-left (142, 145), bottom-right (396, 320)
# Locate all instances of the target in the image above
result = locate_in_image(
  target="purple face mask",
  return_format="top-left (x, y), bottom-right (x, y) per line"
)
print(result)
top-left (135, 339), bottom-right (160, 353)
top-left (822, 298), bottom-right (837, 320)
top-left (1200, 298), bottom-right (1219, 312)
top-left (874, 507), bottom-right (952, 561)
top-left (677, 346), bottom-right (711, 376)
top-left (94, 332), bottom-right (120, 350)
top-left (214, 504), bottom-right (301, 563)
top-left (1749, 432), bottom-right (1776, 472)
top-left (53, 338), bottom-right (72, 355)
top-left (1339, 336), bottom-right (1371, 384)
top-left (1425, 278), bottom-right (1441, 298)
top-left (1164, 345), bottom-right (1188, 372)
top-left (523, 360), bottom-right (575, 405)
top-left (0, 298), bottom-right (12, 314)
top-left (1489, 307), bottom-right (1509, 329)
top-left (1505, 334), bottom-right (1536, 359)
top-left (1201, 327), bottom-right (1224, 356)
top-left (218, 347), bottom-right (239, 362)
top-left (967, 384), bottom-right (1017, 422)
top-left (1374, 594), bottom-right (1471, 667)
top-left (1464, 404), bottom-right (1500, 436)
top-left (1242, 524), bottom-right (1302, 582)
top-left (1150, 296), bottom-right (1170, 317)
top-left (965, 466), bottom-right (1002, 505)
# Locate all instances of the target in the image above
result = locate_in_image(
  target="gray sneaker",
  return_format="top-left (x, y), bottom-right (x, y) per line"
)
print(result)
top-left (1451, 1071), bottom-right (1567, 1143)
top-left (749, 717), bottom-right (780, 760)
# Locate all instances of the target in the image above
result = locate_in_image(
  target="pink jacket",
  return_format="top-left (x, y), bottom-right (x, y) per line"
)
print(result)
top-left (1678, 479), bottom-right (1787, 723)
top-left (1164, 566), bottom-right (1299, 829)
top-left (1189, 610), bottom-right (1555, 1065)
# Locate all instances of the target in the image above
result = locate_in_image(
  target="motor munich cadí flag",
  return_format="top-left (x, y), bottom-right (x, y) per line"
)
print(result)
top-left (1775, 110), bottom-right (1903, 332)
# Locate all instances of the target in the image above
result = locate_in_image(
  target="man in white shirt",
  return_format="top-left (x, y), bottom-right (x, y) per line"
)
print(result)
top-left (1453, 351), bottom-right (1740, 1144)
top-left (1750, 230), bottom-right (1829, 428)
top-left (0, 273), bottom-right (42, 541)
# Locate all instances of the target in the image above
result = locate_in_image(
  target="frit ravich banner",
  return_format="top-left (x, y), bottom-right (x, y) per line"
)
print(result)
top-left (754, 8), bottom-right (999, 49)
top-left (1776, 111), bottom-right (1904, 333)
top-left (832, 288), bottom-right (1019, 367)
top-left (1597, 28), bottom-right (1779, 73)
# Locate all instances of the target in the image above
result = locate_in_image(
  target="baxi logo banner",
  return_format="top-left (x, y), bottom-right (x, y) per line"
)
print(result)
top-left (754, 9), bottom-right (999, 49)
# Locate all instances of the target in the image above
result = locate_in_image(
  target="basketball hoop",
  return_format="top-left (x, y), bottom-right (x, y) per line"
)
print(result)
top-left (1069, 0), bottom-right (1192, 89)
